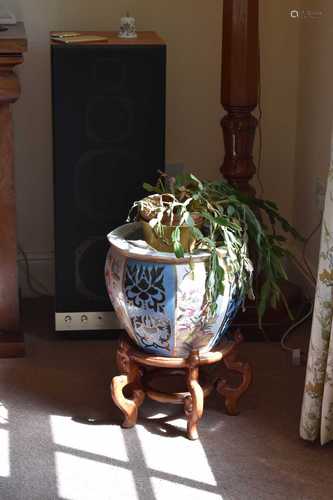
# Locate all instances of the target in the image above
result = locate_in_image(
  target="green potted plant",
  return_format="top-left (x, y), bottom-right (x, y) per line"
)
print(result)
top-left (105, 172), bottom-right (301, 357)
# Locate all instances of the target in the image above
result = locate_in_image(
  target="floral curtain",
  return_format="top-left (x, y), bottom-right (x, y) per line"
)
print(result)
top-left (300, 144), bottom-right (333, 445)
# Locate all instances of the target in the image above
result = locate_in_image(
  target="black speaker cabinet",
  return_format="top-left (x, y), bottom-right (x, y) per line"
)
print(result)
top-left (51, 32), bottom-right (166, 333)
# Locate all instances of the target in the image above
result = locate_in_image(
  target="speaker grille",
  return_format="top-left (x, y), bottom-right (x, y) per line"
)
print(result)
top-left (74, 149), bottom-right (137, 223)
top-left (75, 238), bottom-right (109, 301)
top-left (93, 57), bottom-right (127, 90)
top-left (86, 96), bottom-right (133, 142)
top-left (52, 42), bottom-right (166, 319)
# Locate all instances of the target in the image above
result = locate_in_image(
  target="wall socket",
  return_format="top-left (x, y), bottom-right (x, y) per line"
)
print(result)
top-left (315, 176), bottom-right (326, 212)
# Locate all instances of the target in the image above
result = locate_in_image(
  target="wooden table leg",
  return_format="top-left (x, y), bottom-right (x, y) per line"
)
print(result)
top-left (184, 351), bottom-right (204, 440)
top-left (111, 338), bottom-right (145, 428)
top-left (216, 333), bottom-right (252, 415)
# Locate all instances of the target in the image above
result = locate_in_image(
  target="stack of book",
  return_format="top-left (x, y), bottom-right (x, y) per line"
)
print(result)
top-left (51, 32), bottom-right (109, 44)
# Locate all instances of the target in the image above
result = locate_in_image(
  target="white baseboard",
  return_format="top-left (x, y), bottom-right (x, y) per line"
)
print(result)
top-left (18, 253), bottom-right (55, 298)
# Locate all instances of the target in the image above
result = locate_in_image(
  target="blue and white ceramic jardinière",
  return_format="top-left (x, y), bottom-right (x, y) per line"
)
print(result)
top-left (105, 223), bottom-right (241, 358)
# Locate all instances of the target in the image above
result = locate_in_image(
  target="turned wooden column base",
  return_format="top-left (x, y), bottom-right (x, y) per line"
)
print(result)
top-left (0, 333), bottom-right (25, 358)
top-left (0, 25), bottom-right (28, 358)
top-left (111, 331), bottom-right (252, 440)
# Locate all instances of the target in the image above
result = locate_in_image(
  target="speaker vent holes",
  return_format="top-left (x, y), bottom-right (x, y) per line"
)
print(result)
top-left (86, 96), bottom-right (133, 143)
top-left (74, 149), bottom-right (139, 222)
top-left (75, 238), bottom-right (109, 301)
top-left (93, 58), bottom-right (126, 89)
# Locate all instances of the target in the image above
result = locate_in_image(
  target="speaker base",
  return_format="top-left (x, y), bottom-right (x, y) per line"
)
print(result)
top-left (55, 311), bottom-right (120, 332)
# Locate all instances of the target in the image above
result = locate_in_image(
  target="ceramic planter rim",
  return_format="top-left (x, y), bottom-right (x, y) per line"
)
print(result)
top-left (107, 222), bottom-right (227, 264)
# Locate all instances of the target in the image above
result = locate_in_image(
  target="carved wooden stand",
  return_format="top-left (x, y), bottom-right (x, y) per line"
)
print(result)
top-left (111, 331), bottom-right (252, 440)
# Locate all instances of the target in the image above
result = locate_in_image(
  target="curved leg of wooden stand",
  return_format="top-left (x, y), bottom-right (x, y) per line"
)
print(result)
top-left (111, 338), bottom-right (145, 428)
top-left (216, 335), bottom-right (252, 415)
top-left (184, 351), bottom-right (204, 440)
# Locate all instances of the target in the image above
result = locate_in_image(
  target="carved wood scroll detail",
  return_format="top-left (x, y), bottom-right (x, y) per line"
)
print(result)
top-left (111, 339), bottom-right (145, 428)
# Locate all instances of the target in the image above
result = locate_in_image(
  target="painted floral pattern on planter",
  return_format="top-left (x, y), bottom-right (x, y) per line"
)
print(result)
top-left (125, 264), bottom-right (166, 313)
top-left (105, 249), bottom-right (134, 341)
top-left (175, 262), bottom-right (206, 355)
top-left (300, 140), bottom-right (333, 445)
top-left (173, 262), bottom-right (234, 356)
top-left (222, 287), bottom-right (244, 339)
top-left (130, 314), bottom-right (172, 352)
top-left (105, 223), bottom-right (242, 358)
top-left (125, 260), bottom-right (175, 355)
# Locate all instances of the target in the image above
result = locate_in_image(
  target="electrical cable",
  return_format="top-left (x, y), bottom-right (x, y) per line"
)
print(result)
top-left (289, 253), bottom-right (316, 288)
top-left (255, 16), bottom-right (321, 363)
top-left (287, 215), bottom-right (322, 289)
top-left (256, 33), bottom-right (264, 198)
top-left (302, 216), bottom-right (323, 283)
top-left (280, 301), bottom-right (313, 355)
top-left (280, 216), bottom-right (322, 361)
top-left (17, 244), bottom-right (51, 297)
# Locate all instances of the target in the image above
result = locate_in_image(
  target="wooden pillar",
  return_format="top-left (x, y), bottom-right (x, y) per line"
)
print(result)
top-left (220, 0), bottom-right (259, 196)
top-left (0, 24), bottom-right (27, 357)
top-left (220, 4), bottom-right (304, 340)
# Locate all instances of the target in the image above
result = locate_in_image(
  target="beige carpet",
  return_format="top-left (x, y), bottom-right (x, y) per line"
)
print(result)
top-left (0, 299), bottom-right (332, 500)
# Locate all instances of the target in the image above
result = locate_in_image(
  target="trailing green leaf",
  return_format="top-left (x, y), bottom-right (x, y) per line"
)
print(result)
top-left (128, 172), bottom-right (303, 326)
top-left (171, 227), bottom-right (184, 258)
